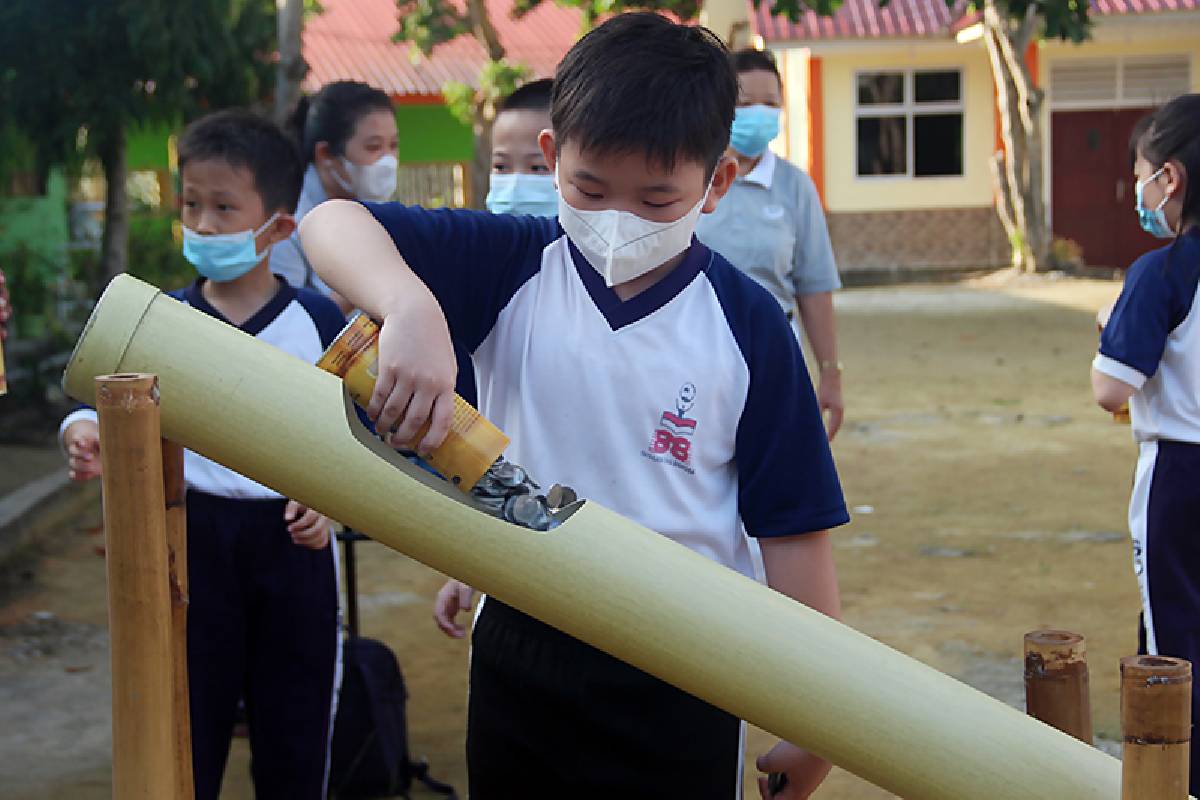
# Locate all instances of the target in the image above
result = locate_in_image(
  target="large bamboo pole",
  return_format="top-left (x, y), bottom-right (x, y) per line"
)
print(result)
top-left (65, 275), bottom-right (1130, 800)
top-left (1024, 630), bottom-right (1093, 744)
top-left (162, 439), bottom-right (194, 800)
top-left (1122, 655), bottom-right (1192, 799)
top-left (95, 373), bottom-right (179, 799)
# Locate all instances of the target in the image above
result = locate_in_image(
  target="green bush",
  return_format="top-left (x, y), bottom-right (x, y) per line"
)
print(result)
top-left (2, 243), bottom-right (60, 339)
top-left (127, 212), bottom-right (193, 292)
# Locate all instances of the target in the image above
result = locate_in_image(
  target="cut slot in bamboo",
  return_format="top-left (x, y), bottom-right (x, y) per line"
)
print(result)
top-left (162, 438), bottom-right (194, 800)
top-left (1024, 630), bottom-right (1093, 744)
top-left (96, 373), bottom-right (178, 799)
top-left (1122, 654), bottom-right (1192, 800)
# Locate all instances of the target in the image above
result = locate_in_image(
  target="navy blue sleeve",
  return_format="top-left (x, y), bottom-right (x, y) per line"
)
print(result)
top-left (293, 288), bottom-right (348, 349)
top-left (708, 256), bottom-right (849, 537)
top-left (361, 203), bottom-right (560, 353)
top-left (1100, 249), bottom-right (1190, 380)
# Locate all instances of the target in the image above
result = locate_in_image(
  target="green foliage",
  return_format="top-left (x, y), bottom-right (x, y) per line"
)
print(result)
top-left (0, 1), bottom-right (277, 176)
top-left (396, 0), bottom-right (471, 57)
top-left (442, 60), bottom-right (533, 126)
top-left (2, 244), bottom-right (60, 339)
top-left (513, 0), bottom-right (704, 28)
top-left (754, 0), bottom-right (1089, 41)
top-left (126, 213), bottom-right (195, 292)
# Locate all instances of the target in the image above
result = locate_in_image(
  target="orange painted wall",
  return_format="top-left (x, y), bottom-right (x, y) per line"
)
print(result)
top-left (807, 55), bottom-right (826, 208)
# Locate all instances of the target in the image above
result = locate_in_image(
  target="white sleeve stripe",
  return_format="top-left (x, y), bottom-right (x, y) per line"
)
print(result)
top-left (1093, 353), bottom-right (1148, 390)
top-left (59, 408), bottom-right (99, 451)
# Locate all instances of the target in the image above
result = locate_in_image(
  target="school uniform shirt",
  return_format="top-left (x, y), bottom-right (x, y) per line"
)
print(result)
top-left (270, 164), bottom-right (335, 295)
top-left (1093, 228), bottom-right (1200, 445)
top-left (61, 277), bottom-right (347, 499)
top-left (695, 150), bottom-right (841, 314)
top-left (364, 204), bottom-right (849, 578)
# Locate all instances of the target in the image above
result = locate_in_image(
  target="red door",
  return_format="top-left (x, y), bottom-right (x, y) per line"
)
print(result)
top-left (1051, 108), bottom-right (1159, 270)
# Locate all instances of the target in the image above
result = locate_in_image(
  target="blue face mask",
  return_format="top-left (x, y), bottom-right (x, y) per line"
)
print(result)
top-left (182, 213), bottom-right (280, 283)
top-left (1135, 167), bottom-right (1175, 239)
top-left (486, 173), bottom-right (559, 216)
top-left (730, 105), bottom-right (782, 158)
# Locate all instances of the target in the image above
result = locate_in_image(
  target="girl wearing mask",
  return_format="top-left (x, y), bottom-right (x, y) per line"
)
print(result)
top-left (696, 49), bottom-right (844, 441)
top-left (275, 81), bottom-right (399, 309)
top-left (1092, 93), bottom-right (1200, 798)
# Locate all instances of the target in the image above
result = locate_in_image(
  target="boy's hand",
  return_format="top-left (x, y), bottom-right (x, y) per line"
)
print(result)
top-left (371, 301), bottom-right (457, 454)
top-left (757, 741), bottom-right (830, 799)
top-left (433, 579), bottom-right (476, 638)
top-left (64, 420), bottom-right (102, 482)
top-left (284, 500), bottom-right (330, 550)
top-left (817, 371), bottom-right (844, 442)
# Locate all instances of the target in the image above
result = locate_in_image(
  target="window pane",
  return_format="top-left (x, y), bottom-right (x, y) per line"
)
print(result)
top-left (915, 71), bottom-right (961, 104)
top-left (914, 113), bottom-right (963, 176)
top-left (857, 116), bottom-right (907, 176)
top-left (857, 73), bottom-right (904, 105)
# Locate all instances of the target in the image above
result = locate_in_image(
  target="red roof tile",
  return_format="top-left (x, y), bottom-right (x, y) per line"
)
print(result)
top-left (303, 0), bottom-right (583, 98)
top-left (753, 0), bottom-right (1199, 42)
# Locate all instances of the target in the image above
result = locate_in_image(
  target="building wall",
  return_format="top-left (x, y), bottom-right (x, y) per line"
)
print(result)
top-left (820, 42), bottom-right (996, 213)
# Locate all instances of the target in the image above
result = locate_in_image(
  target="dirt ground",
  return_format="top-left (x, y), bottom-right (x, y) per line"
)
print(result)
top-left (0, 277), bottom-right (1144, 799)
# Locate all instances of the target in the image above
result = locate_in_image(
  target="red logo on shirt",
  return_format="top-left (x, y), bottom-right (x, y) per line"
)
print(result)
top-left (644, 383), bottom-right (698, 473)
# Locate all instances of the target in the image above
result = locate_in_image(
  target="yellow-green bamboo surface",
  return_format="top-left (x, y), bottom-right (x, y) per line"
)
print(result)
top-left (65, 275), bottom-right (1126, 800)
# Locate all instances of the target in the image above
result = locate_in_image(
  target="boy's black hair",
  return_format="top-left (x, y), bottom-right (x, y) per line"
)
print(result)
top-left (500, 78), bottom-right (554, 113)
top-left (552, 12), bottom-right (736, 174)
top-left (1135, 93), bottom-right (1200, 229)
top-left (731, 47), bottom-right (781, 84)
top-left (289, 80), bottom-right (393, 163)
top-left (178, 109), bottom-right (303, 214)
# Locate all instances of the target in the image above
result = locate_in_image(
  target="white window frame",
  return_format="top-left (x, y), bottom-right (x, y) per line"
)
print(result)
top-left (853, 68), bottom-right (965, 180)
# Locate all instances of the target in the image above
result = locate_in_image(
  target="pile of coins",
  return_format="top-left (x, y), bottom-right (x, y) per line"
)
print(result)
top-left (470, 458), bottom-right (577, 531)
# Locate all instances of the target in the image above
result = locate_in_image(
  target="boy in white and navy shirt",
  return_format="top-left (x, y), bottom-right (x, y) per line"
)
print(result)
top-left (61, 111), bottom-right (343, 800)
top-left (301, 14), bottom-right (848, 799)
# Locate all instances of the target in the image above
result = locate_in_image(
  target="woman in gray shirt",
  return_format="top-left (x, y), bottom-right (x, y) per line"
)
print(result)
top-left (696, 49), bottom-right (844, 440)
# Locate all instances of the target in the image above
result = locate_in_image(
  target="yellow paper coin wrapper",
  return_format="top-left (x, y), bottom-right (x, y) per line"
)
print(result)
top-left (317, 313), bottom-right (508, 492)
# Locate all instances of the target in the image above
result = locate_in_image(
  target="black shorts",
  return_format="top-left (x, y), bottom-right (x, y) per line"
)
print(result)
top-left (467, 598), bottom-right (742, 799)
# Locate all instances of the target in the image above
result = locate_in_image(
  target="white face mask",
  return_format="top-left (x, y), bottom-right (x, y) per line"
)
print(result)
top-left (333, 153), bottom-right (398, 202)
top-left (556, 168), bottom-right (711, 287)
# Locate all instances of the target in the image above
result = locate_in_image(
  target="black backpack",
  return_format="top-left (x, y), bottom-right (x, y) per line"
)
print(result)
top-left (329, 531), bottom-right (457, 800)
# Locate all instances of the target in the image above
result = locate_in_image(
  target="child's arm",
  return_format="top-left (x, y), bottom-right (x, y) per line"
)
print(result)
top-left (433, 578), bottom-right (477, 639)
top-left (300, 200), bottom-right (457, 453)
top-left (1091, 369), bottom-right (1136, 413)
top-left (757, 532), bottom-right (841, 798)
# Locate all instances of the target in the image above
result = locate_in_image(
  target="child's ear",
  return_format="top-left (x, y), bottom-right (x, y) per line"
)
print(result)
top-left (702, 155), bottom-right (738, 214)
top-left (264, 213), bottom-right (296, 247)
top-left (538, 130), bottom-right (557, 178)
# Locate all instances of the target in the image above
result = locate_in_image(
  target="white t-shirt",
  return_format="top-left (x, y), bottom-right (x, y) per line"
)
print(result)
top-left (365, 203), bottom-right (849, 577)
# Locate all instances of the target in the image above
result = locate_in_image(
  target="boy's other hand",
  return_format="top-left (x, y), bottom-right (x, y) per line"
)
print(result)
top-left (284, 500), bottom-right (331, 550)
top-left (64, 420), bottom-right (102, 482)
top-left (817, 372), bottom-right (844, 442)
top-left (756, 741), bottom-right (829, 799)
top-left (371, 302), bottom-right (457, 455)
top-left (433, 579), bottom-right (476, 638)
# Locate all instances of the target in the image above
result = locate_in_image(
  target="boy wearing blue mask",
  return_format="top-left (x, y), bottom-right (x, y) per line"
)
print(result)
top-left (485, 78), bottom-right (558, 216)
top-left (301, 13), bottom-right (847, 799)
top-left (696, 48), bottom-right (845, 442)
top-left (60, 110), bottom-right (343, 800)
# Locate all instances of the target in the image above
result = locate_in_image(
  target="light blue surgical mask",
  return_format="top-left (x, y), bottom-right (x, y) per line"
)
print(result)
top-left (486, 173), bottom-right (559, 216)
top-left (730, 105), bottom-right (782, 158)
top-left (182, 213), bottom-right (280, 283)
top-left (1135, 167), bottom-right (1175, 239)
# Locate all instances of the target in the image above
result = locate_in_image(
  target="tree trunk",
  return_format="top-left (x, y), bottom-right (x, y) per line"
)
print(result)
top-left (468, 113), bottom-right (494, 209)
top-left (983, 0), bottom-right (1050, 273)
top-left (98, 129), bottom-right (130, 285)
top-left (274, 0), bottom-right (307, 127)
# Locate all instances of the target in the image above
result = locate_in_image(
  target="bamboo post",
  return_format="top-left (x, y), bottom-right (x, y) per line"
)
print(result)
top-left (1122, 655), bottom-right (1192, 799)
top-left (162, 439), bottom-right (194, 800)
top-left (96, 373), bottom-right (178, 798)
top-left (1024, 630), bottom-right (1094, 743)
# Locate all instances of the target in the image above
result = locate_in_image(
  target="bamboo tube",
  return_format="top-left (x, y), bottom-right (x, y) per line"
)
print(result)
top-left (63, 274), bottom-right (1132, 800)
top-left (95, 373), bottom-right (178, 799)
top-left (1024, 630), bottom-right (1093, 744)
top-left (162, 439), bottom-right (194, 800)
top-left (1122, 655), bottom-right (1192, 799)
